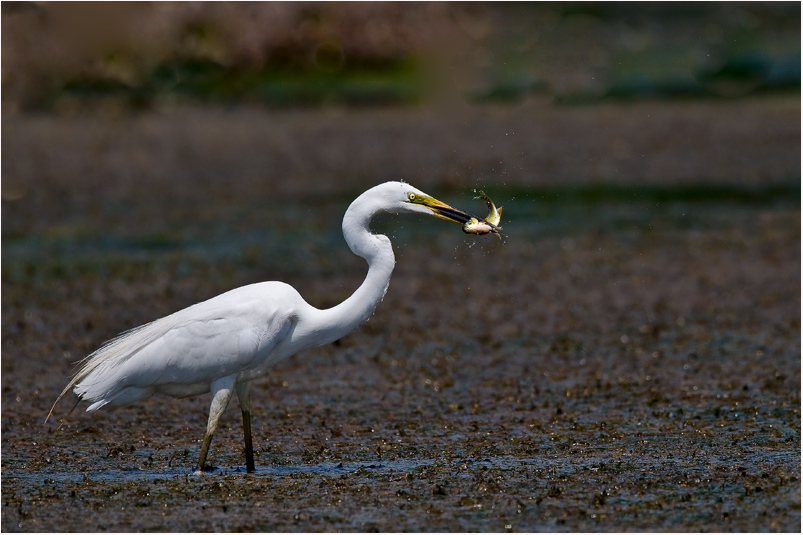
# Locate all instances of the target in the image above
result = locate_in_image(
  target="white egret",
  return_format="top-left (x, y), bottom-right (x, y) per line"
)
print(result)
top-left (47, 182), bottom-right (475, 472)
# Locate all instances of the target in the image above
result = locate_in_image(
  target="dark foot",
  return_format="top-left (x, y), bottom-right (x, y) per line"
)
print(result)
top-left (245, 447), bottom-right (255, 473)
top-left (195, 464), bottom-right (219, 473)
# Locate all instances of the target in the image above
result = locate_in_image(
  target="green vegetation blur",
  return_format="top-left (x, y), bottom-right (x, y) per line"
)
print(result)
top-left (2, 2), bottom-right (799, 112)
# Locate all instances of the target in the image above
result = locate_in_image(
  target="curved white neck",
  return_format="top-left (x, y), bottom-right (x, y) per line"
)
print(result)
top-left (311, 192), bottom-right (396, 345)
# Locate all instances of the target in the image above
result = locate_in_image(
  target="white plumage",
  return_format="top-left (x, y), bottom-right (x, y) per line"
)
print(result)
top-left (72, 282), bottom-right (297, 409)
top-left (48, 182), bottom-right (474, 472)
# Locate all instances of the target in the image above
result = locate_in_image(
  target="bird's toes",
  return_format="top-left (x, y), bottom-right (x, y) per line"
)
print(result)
top-left (193, 465), bottom-right (219, 475)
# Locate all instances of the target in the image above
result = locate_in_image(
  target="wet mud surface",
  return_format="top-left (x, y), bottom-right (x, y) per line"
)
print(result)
top-left (2, 98), bottom-right (801, 531)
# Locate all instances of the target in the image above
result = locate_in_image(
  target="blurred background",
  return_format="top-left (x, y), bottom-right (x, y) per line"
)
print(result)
top-left (2, 2), bottom-right (801, 110)
top-left (2, 3), bottom-right (800, 531)
top-left (3, 1), bottom-right (800, 202)
top-left (2, 1), bottom-right (800, 241)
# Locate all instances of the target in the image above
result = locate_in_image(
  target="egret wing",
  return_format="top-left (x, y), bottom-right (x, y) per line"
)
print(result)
top-left (72, 282), bottom-right (297, 409)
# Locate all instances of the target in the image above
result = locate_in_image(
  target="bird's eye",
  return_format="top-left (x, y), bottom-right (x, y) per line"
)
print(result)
top-left (408, 192), bottom-right (416, 201)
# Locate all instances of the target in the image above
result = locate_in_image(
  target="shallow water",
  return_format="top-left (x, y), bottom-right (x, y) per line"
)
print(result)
top-left (3, 457), bottom-right (438, 484)
top-left (7, 446), bottom-right (796, 485)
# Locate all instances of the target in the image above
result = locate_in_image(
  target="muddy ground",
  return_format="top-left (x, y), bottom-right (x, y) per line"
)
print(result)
top-left (2, 96), bottom-right (801, 531)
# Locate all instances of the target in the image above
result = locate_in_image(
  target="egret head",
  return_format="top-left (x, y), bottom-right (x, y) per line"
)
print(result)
top-left (373, 182), bottom-right (472, 225)
top-left (345, 182), bottom-right (475, 239)
top-left (403, 189), bottom-right (473, 224)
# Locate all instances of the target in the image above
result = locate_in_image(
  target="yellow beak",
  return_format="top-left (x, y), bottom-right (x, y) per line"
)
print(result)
top-left (410, 195), bottom-right (474, 224)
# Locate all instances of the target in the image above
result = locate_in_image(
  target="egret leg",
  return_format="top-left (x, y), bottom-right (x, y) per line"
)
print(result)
top-left (235, 382), bottom-right (255, 472)
top-left (197, 376), bottom-right (235, 472)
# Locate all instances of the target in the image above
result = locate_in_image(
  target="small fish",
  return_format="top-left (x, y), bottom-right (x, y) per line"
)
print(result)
top-left (462, 217), bottom-right (499, 235)
top-left (477, 191), bottom-right (503, 227)
top-left (462, 191), bottom-right (503, 237)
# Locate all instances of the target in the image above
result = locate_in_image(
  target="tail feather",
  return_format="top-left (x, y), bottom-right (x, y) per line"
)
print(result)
top-left (45, 317), bottom-right (171, 424)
